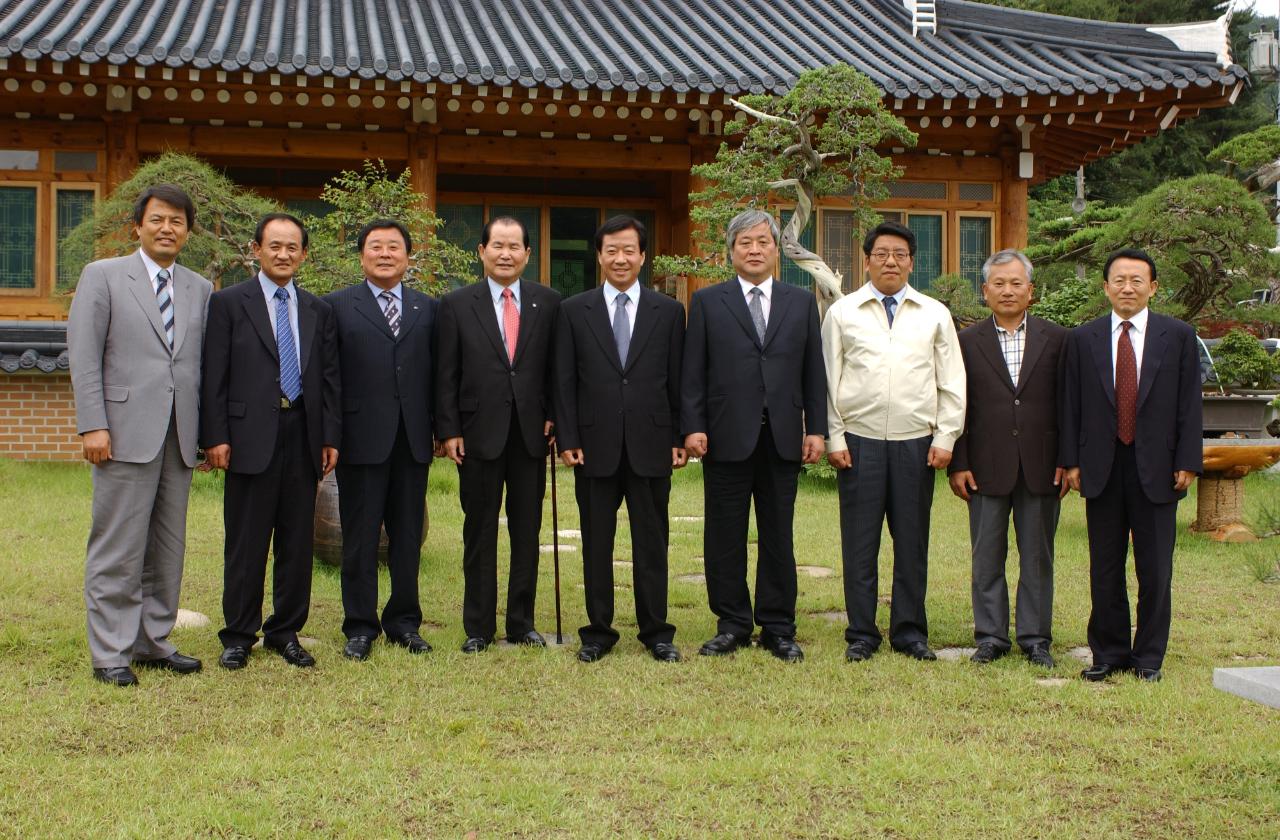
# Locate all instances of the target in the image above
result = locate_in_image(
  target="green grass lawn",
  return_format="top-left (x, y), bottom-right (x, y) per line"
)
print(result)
top-left (1, 458), bottom-right (1277, 838)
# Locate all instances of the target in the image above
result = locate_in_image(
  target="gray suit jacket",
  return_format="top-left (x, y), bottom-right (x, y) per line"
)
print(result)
top-left (68, 251), bottom-right (213, 466)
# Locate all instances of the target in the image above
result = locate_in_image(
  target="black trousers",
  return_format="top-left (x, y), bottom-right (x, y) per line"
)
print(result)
top-left (702, 418), bottom-right (801, 639)
top-left (336, 419), bottom-right (428, 640)
top-left (219, 405), bottom-right (317, 649)
top-left (458, 410), bottom-right (544, 640)
top-left (837, 433), bottom-right (934, 650)
top-left (575, 451), bottom-right (676, 649)
top-left (1085, 442), bottom-right (1177, 671)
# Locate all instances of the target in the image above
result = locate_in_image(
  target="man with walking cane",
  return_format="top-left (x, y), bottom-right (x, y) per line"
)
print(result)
top-left (554, 216), bottom-right (686, 663)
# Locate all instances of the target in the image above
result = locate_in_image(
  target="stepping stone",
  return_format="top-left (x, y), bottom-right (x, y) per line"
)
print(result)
top-left (672, 516), bottom-right (703, 522)
top-left (1036, 677), bottom-right (1070, 687)
top-left (815, 611), bottom-right (845, 623)
top-left (935, 646), bottom-right (976, 662)
top-left (540, 544), bottom-right (578, 553)
top-left (1231, 653), bottom-right (1267, 661)
top-left (557, 529), bottom-right (581, 539)
top-left (1067, 646), bottom-right (1093, 666)
top-left (613, 560), bottom-right (633, 569)
top-left (174, 609), bottom-right (209, 630)
top-left (676, 573), bottom-right (705, 584)
top-left (1214, 667), bottom-right (1280, 709)
top-left (877, 594), bottom-right (891, 605)
top-left (796, 565), bottom-right (835, 578)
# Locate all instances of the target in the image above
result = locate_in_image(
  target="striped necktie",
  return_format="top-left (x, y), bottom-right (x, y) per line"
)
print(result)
top-left (275, 287), bottom-right (302, 401)
top-left (156, 268), bottom-right (174, 348)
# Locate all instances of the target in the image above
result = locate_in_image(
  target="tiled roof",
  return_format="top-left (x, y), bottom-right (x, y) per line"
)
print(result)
top-left (0, 0), bottom-right (1245, 102)
top-left (0, 322), bottom-right (68, 374)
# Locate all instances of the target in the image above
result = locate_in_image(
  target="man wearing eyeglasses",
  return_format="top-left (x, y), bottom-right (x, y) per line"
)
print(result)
top-left (821, 220), bottom-right (966, 664)
top-left (1060, 248), bottom-right (1201, 683)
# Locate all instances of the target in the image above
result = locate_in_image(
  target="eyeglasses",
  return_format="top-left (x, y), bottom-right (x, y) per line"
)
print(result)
top-left (869, 250), bottom-right (911, 263)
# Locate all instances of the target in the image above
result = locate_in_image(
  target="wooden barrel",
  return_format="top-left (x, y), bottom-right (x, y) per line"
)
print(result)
top-left (312, 471), bottom-right (430, 566)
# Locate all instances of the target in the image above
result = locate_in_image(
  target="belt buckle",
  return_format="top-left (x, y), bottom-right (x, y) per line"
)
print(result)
top-left (280, 396), bottom-right (292, 409)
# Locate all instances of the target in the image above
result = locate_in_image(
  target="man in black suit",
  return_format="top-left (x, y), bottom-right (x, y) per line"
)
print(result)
top-left (948, 249), bottom-right (1067, 669)
top-left (1061, 248), bottom-right (1202, 683)
top-left (202, 213), bottom-right (340, 670)
top-left (681, 209), bottom-right (827, 663)
top-left (326, 220), bottom-right (439, 661)
top-left (554, 216), bottom-right (686, 663)
top-left (437, 216), bottom-right (561, 653)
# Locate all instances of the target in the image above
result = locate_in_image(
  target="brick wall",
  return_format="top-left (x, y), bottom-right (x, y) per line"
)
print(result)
top-left (0, 373), bottom-right (81, 460)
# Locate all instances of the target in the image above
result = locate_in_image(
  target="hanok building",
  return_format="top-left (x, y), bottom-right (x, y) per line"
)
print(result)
top-left (0, 0), bottom-right (1247, 458)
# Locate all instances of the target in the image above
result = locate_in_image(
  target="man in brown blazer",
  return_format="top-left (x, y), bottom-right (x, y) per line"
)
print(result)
top-left (949, 250), bottom-right (1067, 668)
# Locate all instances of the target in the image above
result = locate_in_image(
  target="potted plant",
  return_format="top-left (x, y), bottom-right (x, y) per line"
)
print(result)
top-left (1203, 328), bottom-right (1279, 438)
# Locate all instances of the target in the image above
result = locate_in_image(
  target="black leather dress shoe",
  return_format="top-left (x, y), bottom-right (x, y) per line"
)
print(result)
top-left (219, 646), bottom-right (250, 670)
top-left (577, 642), bottom-right (608, 663)
top-left (344, 636), bottom-right (373, 661)
top-left (760, 633), bottom-right (804, 663)
top-left (845, 640), bottom-right (877, 662)
top-left (510, 630), bottom-right (547, 647)
top-left (1024, 643), bottom-right (1056, 669)
top-left (900, 641), bottom-right (938, 661)
top-left (970, 642), bottom-right (1006, 664)
top-left (135, 651), bottom-right (202, 674)
top-left (266, 640), bottom-right (315, 668)
top-left (1135, 668), bottom-right (1162, 682)
top-left (698, 632), bottom-right (752, 656)
top-left (1081, 662), bottom-right (1128, 681)
top-left (650, 642), bottom-right (681, 662)
top-left (93, 666), bottom-right (138, 686)
top-left (461, 636), bottom-right (492, 654)
top-left (391, 632), bottom-right (432, 654)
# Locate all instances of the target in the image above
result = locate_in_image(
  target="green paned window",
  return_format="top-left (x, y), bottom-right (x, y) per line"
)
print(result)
top-left (490, 205), bottom-right (541, 283)
top-left (56, 189), bottom-right (96, 290)
top-left (0, 186), bottom-right (37, 290)
top-left (438, 203), bottom-right (484, 286)
top-left (959, 216), bottom-right (993, 291)
top-left (907, 214), bottom-right (943, 292)
top-left (779, 209), bottom-right (816, 290)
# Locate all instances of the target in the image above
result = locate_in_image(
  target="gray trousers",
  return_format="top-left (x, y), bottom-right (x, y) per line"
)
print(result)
top-left (84, 418), bottom-right (193, 668)
top-left (968, 472), bottom-right (1059, 652)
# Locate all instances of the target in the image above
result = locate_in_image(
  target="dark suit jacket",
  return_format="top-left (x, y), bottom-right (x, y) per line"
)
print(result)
top-left (950, 315), bottom-right (1066, 497)
top-left (553, 285), bottom-right (684, 478)
top-left (680, 279), bottom-right (827, 463)
top-left (200, 278), bottom-right (340, 475)
top-left (1059, 311), bottom-right (1203, 504)
top-left (435, 279), bottom-right (561, 460)
top-left (325, 281), bottom-right (438, 465)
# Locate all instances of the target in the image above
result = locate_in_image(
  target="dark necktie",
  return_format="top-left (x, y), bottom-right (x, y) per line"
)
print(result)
top-left (380, 290), bottom-right (400, 337)
top-left (1116, 321), bottom-right (1137, 445)
top-left (613, 294), bottom-right (631, 366)
top-left (156, 269), bottom-right (174, 348)
top-left (275, 287), bottom-right (301, 401)
top-left (883, 295), bottom-right (897, 328)
top-left (748, 287), bottom-right (766, 342)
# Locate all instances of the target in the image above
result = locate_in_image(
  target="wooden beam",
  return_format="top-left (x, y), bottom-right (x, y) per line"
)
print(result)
top-left (436, 134), bottom-right (691, 171)
top-left (407, 127), bottom-right (438, 211)
top-left (103, 113), bottom-right (138, 193)
top-left (137, 124), bottom-right (409, 160)
top-left (895, 153), bottom-right (1002, 181)
top-left (999, 148), bottom-right (1027, 251)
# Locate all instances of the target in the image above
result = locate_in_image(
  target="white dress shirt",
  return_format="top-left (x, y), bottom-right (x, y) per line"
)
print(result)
top-left (821, 282), bottom-right (967, 452)
top-left (602, 280), bottom-right (641, 340)
top-left (488, 277), bottom-right (521, 344)
top-left (138, 249), bottom-right (175, 307)
top-left (738, 275), bottom-right (773, 326)
top-left (1110, 307), bottom-right (1149, 386)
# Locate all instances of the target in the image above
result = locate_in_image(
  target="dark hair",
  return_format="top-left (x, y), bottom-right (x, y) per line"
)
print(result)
top-left (133, 184), bottom-right (195, 229)
top-left (594, 215), bottom-right (647, 254)
top-left (1103, 248), bottom-right (1157, 283)
top-left (357, 219), bottom-right (412, 253)
top-left (253, 213), bottom-right (309, 249)
top-left (862, 220), bottom-right (916, 257)
top-left (480, 215), bottom-right (530, 248)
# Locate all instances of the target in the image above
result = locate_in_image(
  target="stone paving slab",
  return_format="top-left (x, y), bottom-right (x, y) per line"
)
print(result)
top-left (936, 647), bottom-right (977, 662)
top-left (1213, 666), bottom-right (1280, 709)
top-left (173, 609), bottom-right (209, 630)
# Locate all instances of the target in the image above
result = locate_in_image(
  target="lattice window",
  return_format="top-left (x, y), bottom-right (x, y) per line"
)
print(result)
top-left (0, 187), bottom-right (37, 290)
top-left (821, 209), bottom-right (857, 294)
top-left (958, 183), bottom-right (995, 202)
top-left (907, 214), bottom-right (943, 292)
top-left (55, 188), bottom-right (96, 290)
top-left (959, 216), bottom-right (993, 291)
top-left (438, 203), bottom-right (484, 288)
top-left (887, 181), bottom-right (946, 200)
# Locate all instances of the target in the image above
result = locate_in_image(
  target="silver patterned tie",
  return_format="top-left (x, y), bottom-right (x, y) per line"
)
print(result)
top-left (613, 294), bottom-right (630, 366)
top-left (748, 287), bottom-right (766, 342)
top-left (156, 268), bottom-right (174, 348)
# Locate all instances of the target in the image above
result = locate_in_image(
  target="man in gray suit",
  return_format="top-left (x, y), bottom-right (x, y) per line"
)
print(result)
top-left (68, 184), bottom-right (213, 687)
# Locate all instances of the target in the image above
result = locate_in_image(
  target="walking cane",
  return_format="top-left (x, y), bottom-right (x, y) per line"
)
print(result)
top-left (549, 441), bottom-right (564, 645)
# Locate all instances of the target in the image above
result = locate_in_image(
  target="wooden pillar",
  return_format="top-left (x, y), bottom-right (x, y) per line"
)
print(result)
top-left (998, 147), bottom-right (1028, 251)
top-left (682, 137), bottom-right (720, 300)
top-left (407, 127), bottom-right (438, 211)
top-left (104, 115), bottom-right (139, 194)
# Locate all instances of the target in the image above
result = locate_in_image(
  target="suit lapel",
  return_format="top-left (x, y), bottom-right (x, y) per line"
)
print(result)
top-left (297, 290), bottom-right (316, 374)
top-left (125, 253), bottom-right (170, 351)
top-left (511, 279), bottom-right (541, 367)
top-left (470, 282), bottom-right (510, 364)
top-left (1014, 317), bottom-right (1047, 396)
top-left (1137, 315), bottom-right (1167, 410)
top-left (170, 267), bottom-right (195, 356)
top-left (397, 287), bottom-right (423, 341)
top-left (585, 287), bottom-right (624, 373)
top-left (624, 287), bottom-right (661, 373)
top-left (973, 317), bottom-right (1015, 393)
top-left (760, 283), bottom-right (791, 351)
top-left (242, 280), bottom-right (279, 362)
top-left (720, 281), bottom-right (762, 348)
top-left (1089, 317), bottom-right (1116, 407)
top-left (354, 283), bottom-right (397, 342)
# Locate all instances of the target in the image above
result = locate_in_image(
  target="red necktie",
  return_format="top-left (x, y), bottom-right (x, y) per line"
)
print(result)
top-left (1116, 321), bottom-right (1137, 445)
top-left (501, 288), bottom-right (519, 363)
